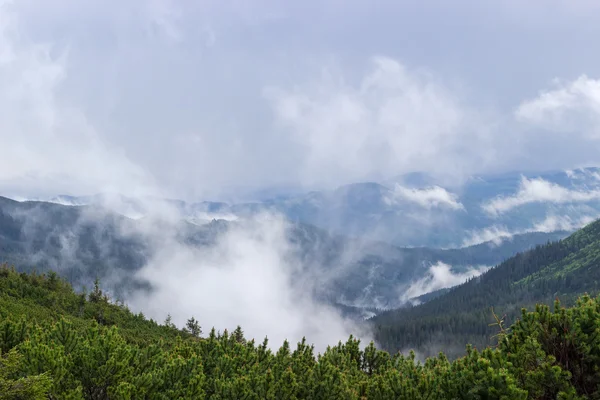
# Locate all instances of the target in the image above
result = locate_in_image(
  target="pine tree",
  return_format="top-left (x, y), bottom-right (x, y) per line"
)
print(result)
top-left (233, 325), bottom-right (245, 344)
top-left (88, 278), bottom-right (103, 303)
top-left (164, 314), bottom-right (176, 329)
top-left (185, 317), bottom-right (201, 337)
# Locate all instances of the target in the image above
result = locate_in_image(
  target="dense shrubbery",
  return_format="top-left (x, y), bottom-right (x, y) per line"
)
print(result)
top-left (1, 265), bottom-right (600, 398)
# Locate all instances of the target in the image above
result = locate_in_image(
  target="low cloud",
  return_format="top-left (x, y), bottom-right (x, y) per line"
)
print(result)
top-left (461, 226), bottom-right (514, 247)
top-left (531, 214), bottom-right (595, 233)
top-left (565, 167), bottom-right (600, 181)
top-left (462, 214), bottom-right (595, 247)
top-left (127, 212), bottom-right (372, 352)
top-left (4, 194), bottom-right (372, 351)
top-left (482, 177), bottom-right (600, 216)
top-left (516, 75), bottom-right (600, 140)
top-left (401, 262), bottom-right (490, 303)
top-left (389, 185), bottom-right (464, 210)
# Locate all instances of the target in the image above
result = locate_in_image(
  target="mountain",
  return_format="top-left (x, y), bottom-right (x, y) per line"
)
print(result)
top-left (264, 167), bottom-right (600, 247)
top-left (0, 196), bottom-right (567, 310)
top-left (34, 167), bottom-right (600, 248)
top-left (372, 217), bottom-right (600, 359)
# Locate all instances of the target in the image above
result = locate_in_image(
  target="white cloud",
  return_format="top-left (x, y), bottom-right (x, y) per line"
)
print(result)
top-left (1, 1), bottom-right (600, 200)
top-left (3, 1), bottom-right (600, 199)
top-left (401, 262), bottom-right (489, 303)
top-left (461, 214), bottom-right (596, 247)
top-left (128, 212), bottom-right (371, 352)
top-left (531, 214), bottom-right (595, 233)
top-left (264, 56), bottom-right (496, 187)
top-left (389, 184), bottom-right (464, 210)
top-left (483, 177), bottom-right (600, 216)
top-left (566, 167), bottom-right (600, 182)
top-left (0, 3), bottom-right (156, 199)
top-left (516, 75), bottom-right (600, 139)
top-left (461, 226), bottom-right (514, 247)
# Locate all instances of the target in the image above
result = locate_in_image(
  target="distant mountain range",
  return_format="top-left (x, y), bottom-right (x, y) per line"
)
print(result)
top-left (0, 196), bottom-right (569, 311)
top-left (25, 167), bottom-right (600, 248)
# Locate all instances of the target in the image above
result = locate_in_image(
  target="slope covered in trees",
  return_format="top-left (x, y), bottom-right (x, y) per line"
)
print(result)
top-left (2, 265), bottom-right (600, 398)
top-left (373, 218), bottom-right (600, 359)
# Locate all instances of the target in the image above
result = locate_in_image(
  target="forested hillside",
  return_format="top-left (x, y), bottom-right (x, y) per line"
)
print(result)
top-left (2, 265), bottom-right (600, 399)
top-left (373, 218), bottom-right (600, 359)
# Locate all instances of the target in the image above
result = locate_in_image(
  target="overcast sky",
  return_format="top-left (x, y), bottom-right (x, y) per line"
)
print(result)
top-left (2, 0), bottom-right (600, 201)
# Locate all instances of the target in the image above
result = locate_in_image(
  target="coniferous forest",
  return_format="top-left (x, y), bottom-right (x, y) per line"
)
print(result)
top-left (372, 217), bottom-right (600, 360)
top-left (1, 262), bottom-right (600, 399)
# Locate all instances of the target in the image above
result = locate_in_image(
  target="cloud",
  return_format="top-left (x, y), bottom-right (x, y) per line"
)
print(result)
top-left (461, 226), bottom-right (515, 247)
top-left (0, 2), bottom-right (156, 199)
top-left (389, 185), bottom-right (464, 210)
top-left (566, 167), bottom-right (600, 182)
top-left (482, 177), bottom-right (600, 216)
top-left (401, 262), bottom-right (489, 303)
top-left (516, 75), bottom-right (600, 139)
top-left (531, 214), bottom-right (595, 233)
top-left (128, 212), bottom-right (371, 351)
top-left (263, 56), bottom-right (498, 187)
top-left (461, 214), bottom-right (596, 247)
top-left (3, 1), bottom-right (600, 199)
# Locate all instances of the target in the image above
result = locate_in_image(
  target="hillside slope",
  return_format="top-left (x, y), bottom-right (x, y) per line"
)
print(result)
top-left (372, 218), bottom-right (600, 358)
top-left (3, 265), bottom-right (600, 398)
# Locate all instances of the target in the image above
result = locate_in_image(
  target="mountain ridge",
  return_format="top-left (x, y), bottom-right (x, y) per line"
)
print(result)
top-left (18, 167), bottom-right (600, 248)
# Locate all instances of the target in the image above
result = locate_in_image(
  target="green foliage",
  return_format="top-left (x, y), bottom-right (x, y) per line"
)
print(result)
top-left (2, 266), bottom-right (600, 398)
top-left (0, 349), bottom-right (52, 399)
top-left (0, 264), bottom-right (189, 346)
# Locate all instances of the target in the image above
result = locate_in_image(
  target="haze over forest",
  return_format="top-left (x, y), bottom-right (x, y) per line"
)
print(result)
top-left (3, 0), bottom-right (600, 355)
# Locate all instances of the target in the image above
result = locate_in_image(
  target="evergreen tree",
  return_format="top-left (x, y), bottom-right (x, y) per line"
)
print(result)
top-left (164, 314), bottom-right (176, 329)
top-left (88, 277), bottom-right (103, 303)
top-left (185, 317), bottom-right (202, 337)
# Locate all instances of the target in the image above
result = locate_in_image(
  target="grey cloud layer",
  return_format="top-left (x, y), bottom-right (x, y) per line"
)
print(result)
top-left (2, 1), bottom-right (600, 199)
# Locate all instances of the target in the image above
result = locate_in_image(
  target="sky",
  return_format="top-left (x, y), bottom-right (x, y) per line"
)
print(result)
top-left (3, 0), bottom-right (600, 201)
